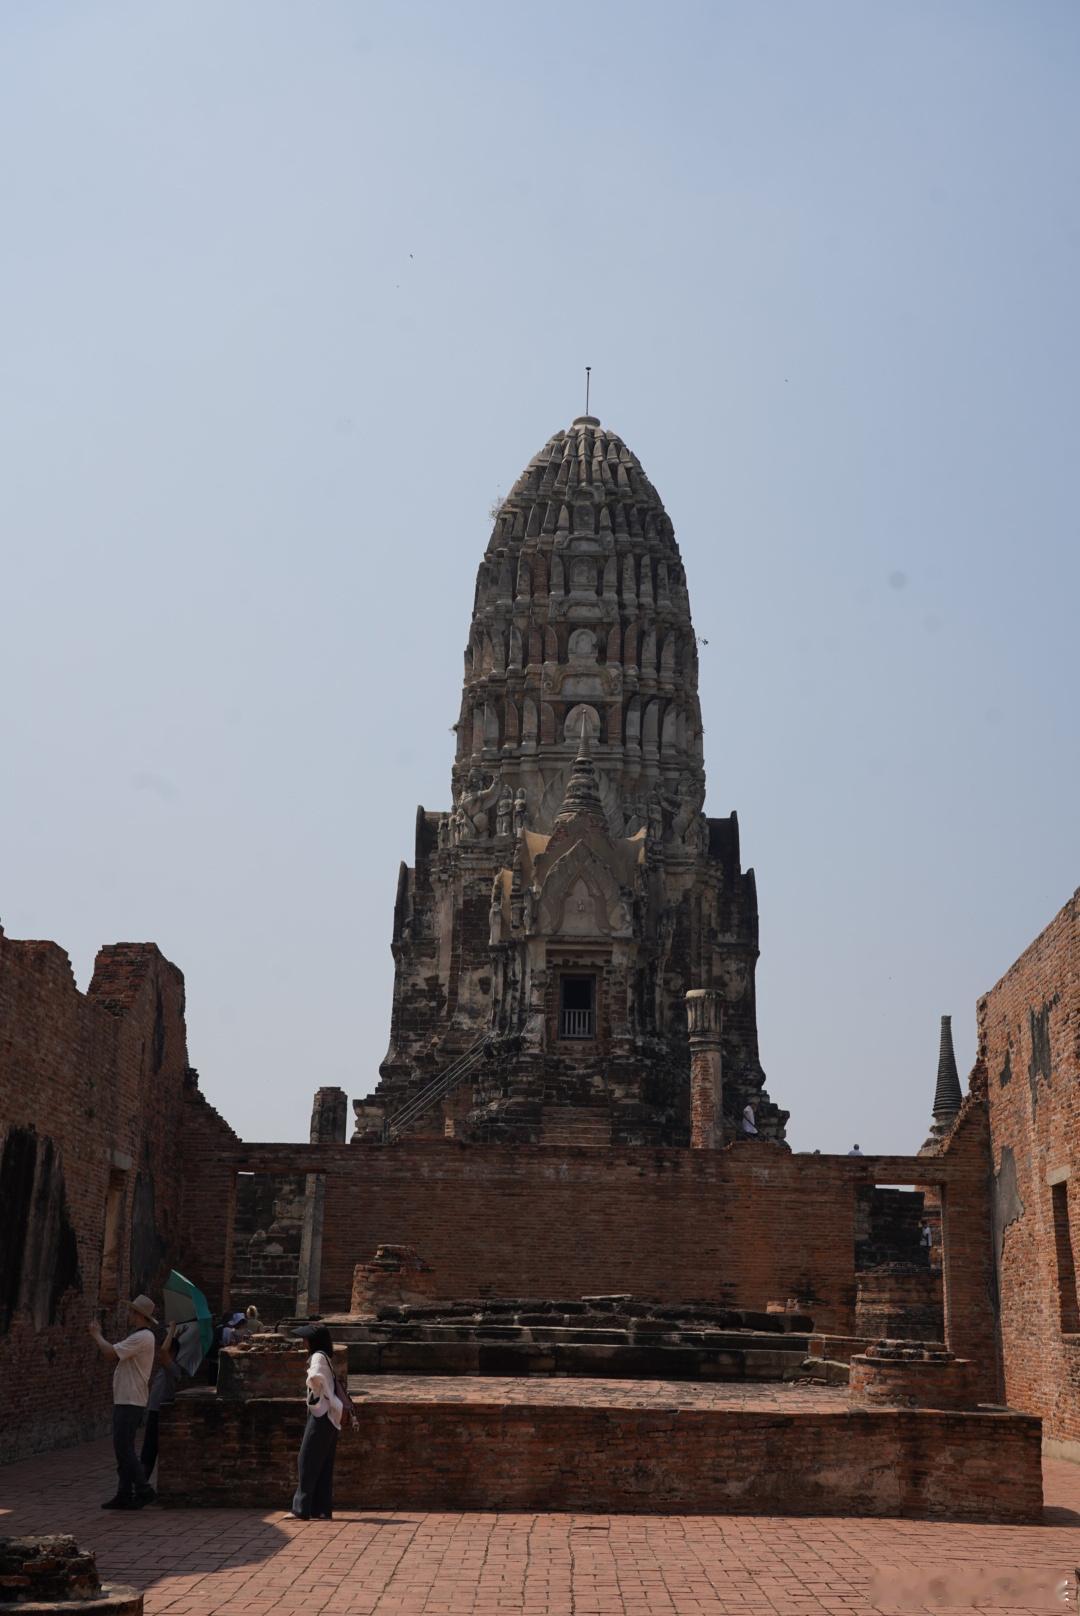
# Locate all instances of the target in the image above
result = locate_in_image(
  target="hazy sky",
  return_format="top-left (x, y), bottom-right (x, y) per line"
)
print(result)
top-left (2, 1), bottom-right (1077, 1151)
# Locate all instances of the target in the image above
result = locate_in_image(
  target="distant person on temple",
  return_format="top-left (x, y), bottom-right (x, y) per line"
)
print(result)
top-left (220, 1311), bottom-right (250, 1345)
top-left (245, 1304), bottom-right (265, 1333)
top-left (847, 1144), bottom-right (863, 1156)
top-left (289, 1326), bottom-right (356, 1521)
top-left (140, 1319), bottom-right (205, 1485)
top-left (88, 1294), bottom-right (158, 1510)
top-left (741, 1103), bottom-right (758, 1138)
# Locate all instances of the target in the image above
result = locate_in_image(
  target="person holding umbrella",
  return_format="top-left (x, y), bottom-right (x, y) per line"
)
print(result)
top-left (140, 1316), bottom-right (206, 1484)
top-left (138, 1270), bottom-right (215, 1484)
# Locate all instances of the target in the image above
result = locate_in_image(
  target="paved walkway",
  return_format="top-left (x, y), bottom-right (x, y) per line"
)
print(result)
top-left (1, 1435), bottom-right (1078, 1614)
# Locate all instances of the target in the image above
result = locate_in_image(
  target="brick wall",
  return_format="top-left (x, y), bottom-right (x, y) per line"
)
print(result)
top-left (158, 1389), bottom-right (1042, 1521)
top-left (184, 1126), bottom-right (997, 1396)
top-left (0, 929), bottom-right (236, 1462)
top-left (981, 888), bottom-right (1080, 1447)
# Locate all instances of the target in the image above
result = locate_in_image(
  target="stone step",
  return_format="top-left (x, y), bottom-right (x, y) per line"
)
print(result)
top-left (353, 1322), bottom-right (811, 1354)
top-left (346, 1338), bottom-right (809, 1381)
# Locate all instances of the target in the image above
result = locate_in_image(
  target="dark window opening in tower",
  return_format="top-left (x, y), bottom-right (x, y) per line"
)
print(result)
top-left (560, 975), bottom-right (595, 1040)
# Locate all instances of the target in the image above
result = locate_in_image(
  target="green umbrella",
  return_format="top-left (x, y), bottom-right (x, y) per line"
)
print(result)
top-left (162, 1269), bottom-right (214, 1357)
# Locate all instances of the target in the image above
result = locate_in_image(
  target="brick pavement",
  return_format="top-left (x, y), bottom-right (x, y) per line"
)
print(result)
top-left (1, 1435), bottom-right (1078, 1614)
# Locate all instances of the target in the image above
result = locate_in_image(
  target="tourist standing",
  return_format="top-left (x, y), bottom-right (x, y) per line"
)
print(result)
top-left (291, 1327), bottom-right (346, 1520)
top-left (140, 1319), bottom-right (205, 1483)
top-left (88, 1295), bottom-right (158, 1510)
top-left (741, 1103), bottom-right (758, 1138)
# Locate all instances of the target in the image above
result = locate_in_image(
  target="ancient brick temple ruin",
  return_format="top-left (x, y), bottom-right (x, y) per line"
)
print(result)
top-left (357, 416), bottom-right (787, 1147)
top-left (1, 417), bottom-right (1078, 1526)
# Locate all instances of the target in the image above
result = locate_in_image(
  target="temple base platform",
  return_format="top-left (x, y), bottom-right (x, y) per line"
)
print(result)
top-left (157, 1375), bottom-right (1041, 1522)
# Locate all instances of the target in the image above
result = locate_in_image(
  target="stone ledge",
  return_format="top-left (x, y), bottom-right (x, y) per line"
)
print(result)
top-left (157, 1384), bottom-right (1042, 1521)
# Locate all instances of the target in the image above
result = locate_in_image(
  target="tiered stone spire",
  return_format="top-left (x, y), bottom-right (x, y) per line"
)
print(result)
top-left (451, 415), bottom-right (705, 842)
top-left (921, 1014), bottom-right (964, 1150)
top-left (364, 413), bottom-right (789, 1148)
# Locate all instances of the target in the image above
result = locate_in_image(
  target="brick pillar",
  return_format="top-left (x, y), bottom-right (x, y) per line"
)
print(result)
top-left (686, 989), bottom-right (723, 1148)
top-left (309, 1087), bottom-right (348, 1144)
top-left (297, 1087), bottom-right (347, 1315)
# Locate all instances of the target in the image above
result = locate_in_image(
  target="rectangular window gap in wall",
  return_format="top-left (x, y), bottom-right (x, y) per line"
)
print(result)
top-left (1052, 1180), bottom-right (1080, 1333)
top-left (560, 975), bottom-right (595, 1040)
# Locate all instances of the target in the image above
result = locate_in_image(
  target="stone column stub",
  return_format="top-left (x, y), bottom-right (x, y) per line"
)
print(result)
top-left (686, 988), bottom-right (723, 1149)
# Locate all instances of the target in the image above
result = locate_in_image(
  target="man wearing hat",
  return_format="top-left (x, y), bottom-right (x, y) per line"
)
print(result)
top-left (88, 1294), bottom-right (158, 1510)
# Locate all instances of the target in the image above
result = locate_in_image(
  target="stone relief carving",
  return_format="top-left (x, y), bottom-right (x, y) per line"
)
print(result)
top-left (455, 768), bottom-right (500, 839)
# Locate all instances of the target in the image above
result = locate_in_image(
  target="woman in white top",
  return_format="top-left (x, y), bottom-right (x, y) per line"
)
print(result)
top-left (290, 1326), bottom-right (343, 1519)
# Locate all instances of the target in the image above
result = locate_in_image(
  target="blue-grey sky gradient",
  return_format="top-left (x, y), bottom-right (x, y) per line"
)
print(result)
top-left (2, 0), bottom-right (1077, 1150)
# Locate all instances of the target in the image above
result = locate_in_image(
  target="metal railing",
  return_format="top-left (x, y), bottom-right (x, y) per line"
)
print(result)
top-left (560, 1007), bottom-right (594, 1039)
top-left (382, 1034), bottom-right (494, 1142)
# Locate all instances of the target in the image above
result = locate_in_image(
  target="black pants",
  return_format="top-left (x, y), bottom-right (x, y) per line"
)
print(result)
top-left (112, 1405), bottom-right (148, 1501)
top-left (140, 1363), bottom-right (182, 1480)
top-left (292, 1412), bottom-right (338, 1517)
top-left (140, 1411), bottom-right (160, 1481)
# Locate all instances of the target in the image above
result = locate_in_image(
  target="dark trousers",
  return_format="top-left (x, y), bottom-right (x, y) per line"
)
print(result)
top-left (140, 1411), bottom-right (160, 1481)
top-left (292, 1412), bottom-right (338, 1517)
top-left (112, 1405), bottom-right (148, 1501)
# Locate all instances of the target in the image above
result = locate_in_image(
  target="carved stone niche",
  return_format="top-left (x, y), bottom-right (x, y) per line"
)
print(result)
top-left (538, 843), bottom-right (625, 939)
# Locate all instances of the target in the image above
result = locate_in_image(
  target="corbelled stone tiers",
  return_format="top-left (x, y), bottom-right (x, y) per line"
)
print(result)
top-left (359, 417), bottom-right (788, 1146)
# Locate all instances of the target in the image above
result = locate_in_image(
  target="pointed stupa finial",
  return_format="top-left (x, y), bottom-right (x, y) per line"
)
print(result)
top-left (919, 1013), bottom-right (965, 1152)
top-left (932, 1015), bottom-right (963, 1120)
top-left (554, 713), bottom-right (604, 826)
top-left (577, 707), bottom-right (591, 758)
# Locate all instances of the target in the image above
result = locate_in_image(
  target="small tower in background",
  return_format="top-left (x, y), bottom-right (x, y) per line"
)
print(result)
top-left (921, 1013), bottom-right (964, 1150)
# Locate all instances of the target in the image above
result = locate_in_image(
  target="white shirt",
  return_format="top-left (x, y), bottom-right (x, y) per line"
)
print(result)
top-left (305, 1350), bottom-right (343, 1430)
top-left (741, 1105), bottom-right (757, 1135)
top-left (112, 1328), bottom-right (156, 1406)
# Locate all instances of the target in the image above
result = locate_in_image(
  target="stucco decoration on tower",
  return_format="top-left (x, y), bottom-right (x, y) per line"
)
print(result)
top-left (356, 417), bottom-right (788, 1147)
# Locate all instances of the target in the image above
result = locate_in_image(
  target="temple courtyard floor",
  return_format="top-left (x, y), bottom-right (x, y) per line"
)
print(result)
top-left (2, 1422), bottom-right (1078, 1615)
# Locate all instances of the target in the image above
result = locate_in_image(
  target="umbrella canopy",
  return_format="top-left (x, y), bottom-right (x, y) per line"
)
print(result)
top-left (162, 1269), bottom-right (214, 1357)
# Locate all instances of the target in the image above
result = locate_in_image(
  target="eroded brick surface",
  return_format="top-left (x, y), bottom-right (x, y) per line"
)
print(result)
top-left (0, 933), bottom-right (236, 1463)
top-left (980, 888), bottom-right (1080, 1446)
top-left (156, 1375), bottom-right (1042, 1522)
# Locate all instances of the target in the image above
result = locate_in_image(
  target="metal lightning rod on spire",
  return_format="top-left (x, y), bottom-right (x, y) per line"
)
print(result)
top-left (585, 366), bottom-right (591, 415)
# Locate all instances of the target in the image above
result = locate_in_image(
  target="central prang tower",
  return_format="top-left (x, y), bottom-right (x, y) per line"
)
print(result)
top-left (356, 416), bottom-right (787, 1147)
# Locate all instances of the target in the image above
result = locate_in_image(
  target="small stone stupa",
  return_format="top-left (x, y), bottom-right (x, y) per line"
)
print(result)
top-left (920, 1014), bottom-right (964, 1151)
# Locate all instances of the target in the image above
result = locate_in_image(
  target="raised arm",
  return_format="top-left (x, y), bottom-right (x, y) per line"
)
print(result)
top-left (88, 1319), bottom-right (119, 1362)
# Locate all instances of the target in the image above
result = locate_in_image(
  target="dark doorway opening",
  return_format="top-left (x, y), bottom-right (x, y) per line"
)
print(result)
top-left (560, 975), bottom-right (595, 1040)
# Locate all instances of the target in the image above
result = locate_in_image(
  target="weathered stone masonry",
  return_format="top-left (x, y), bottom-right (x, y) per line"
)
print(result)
top-left (358, 418), bottom-right (787, 1148)
top-left (0, 927), bottom-right (235, 1462)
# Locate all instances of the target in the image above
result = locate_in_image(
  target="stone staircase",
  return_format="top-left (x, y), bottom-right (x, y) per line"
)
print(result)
top-left (540, 1106), bottom-right (612, 1147)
